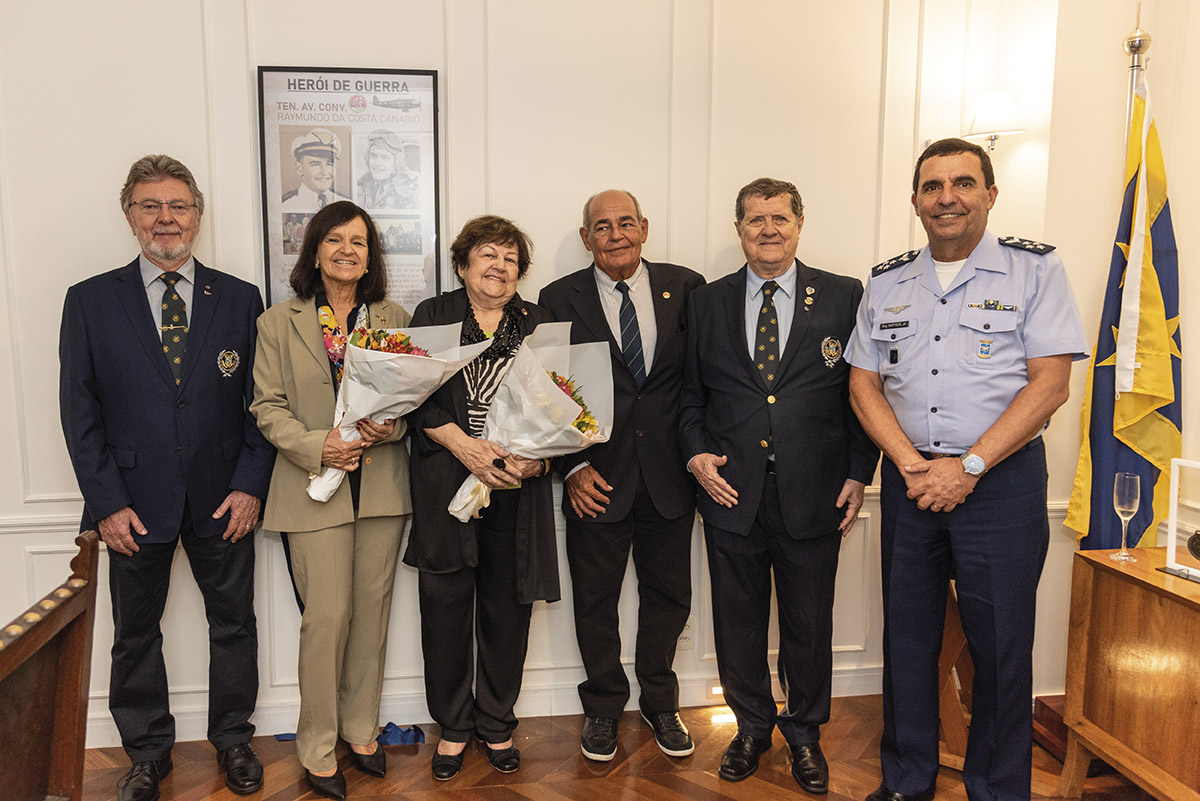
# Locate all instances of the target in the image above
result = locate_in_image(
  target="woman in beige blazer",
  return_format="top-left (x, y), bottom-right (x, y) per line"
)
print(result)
top-left (251, 201), bottom-right (411, 801)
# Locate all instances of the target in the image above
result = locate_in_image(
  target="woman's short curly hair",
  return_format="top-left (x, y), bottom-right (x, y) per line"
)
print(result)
top-left (449, 215), bottom-right (533, 282)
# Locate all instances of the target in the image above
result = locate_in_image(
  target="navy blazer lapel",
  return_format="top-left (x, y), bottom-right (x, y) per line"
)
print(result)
top-left (179, 261), bottom-right (218, 389)
top-left (567, 267), bottom-right (619, 350)
top-left (777, 260), bottom-right (817, 378)
top-left (722, 266), bottom-right (769, 392)
top-left (115, 259), bottom-right (176, 390)
top-left (647, 262), bottom-right (679, 372)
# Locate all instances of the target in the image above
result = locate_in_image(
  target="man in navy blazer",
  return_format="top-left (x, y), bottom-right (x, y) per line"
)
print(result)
top-left (680, 178), bottom-right (878, 791)
top-left (538, 190), bottom-right (704, 762)
top-left (59, 155), bottom-right (273, 801)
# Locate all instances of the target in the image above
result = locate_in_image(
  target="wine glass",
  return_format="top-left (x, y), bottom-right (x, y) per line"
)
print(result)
top-left (1111, 472), bottom-right (1140, 562)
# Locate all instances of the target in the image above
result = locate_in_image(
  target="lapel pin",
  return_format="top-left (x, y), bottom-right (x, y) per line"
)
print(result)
top-left (203, 285), bottom-right (212, 295)
top-left (662, 291), bottom-right (671, 299)
top-left (804, 296), bottom-right (814, 305)
top-left (806, 286), bottom-right (815, 295)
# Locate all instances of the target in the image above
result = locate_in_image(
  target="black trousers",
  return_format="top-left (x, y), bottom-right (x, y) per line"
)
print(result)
top-left (107, 507), bottom-right (258, 762)
top-left (418, 489), bottom-right (532, 743)
top-left (565, 472), bottom-right (693, 718)
top-left (705, 472), bottom-right (841, 746)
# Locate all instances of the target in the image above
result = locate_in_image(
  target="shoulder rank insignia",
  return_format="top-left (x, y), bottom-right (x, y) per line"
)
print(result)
top-left (999, 236), bottom-right (1055, 254)
top-left (281, 188), bottom-right (299, 202)
top-left (872, 249), bottom-right (921, 276)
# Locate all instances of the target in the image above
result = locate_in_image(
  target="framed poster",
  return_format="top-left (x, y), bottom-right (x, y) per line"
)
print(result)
top-left (257, 66), bottom-right (440, 309)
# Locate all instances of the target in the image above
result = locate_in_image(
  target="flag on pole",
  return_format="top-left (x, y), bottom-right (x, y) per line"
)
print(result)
top-left (1065, 72), bottom-right (1182, 549)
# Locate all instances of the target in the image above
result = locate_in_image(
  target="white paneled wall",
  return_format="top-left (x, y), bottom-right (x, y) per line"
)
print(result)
top-left (1, 0), bottom-right (1196, 748)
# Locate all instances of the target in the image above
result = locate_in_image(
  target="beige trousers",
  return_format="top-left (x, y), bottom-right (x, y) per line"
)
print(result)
top-left (287, 515), bottom-right (406, 772)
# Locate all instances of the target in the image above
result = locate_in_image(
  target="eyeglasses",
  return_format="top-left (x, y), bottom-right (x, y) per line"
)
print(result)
top-left (130, 200), bottom-right (198, 217)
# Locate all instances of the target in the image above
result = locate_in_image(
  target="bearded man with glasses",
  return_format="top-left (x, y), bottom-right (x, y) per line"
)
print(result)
top-left (59, 154), bottom-right (274, 801)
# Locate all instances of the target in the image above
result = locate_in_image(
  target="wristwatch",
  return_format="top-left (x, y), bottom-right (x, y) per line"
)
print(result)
top-left (960, 452), bottom-right (987, 476)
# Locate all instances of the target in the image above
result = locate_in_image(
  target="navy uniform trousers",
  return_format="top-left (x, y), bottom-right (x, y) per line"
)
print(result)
top-left (879, 439), bottom-right (1049, 801)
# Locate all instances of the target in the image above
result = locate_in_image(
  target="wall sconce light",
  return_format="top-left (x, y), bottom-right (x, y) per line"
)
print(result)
top-left (964, 90), bottom-right (1026, 151)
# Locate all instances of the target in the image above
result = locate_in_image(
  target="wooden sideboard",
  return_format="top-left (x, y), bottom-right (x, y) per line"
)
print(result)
top-left (1057, 547), bottom-right (1200, 801)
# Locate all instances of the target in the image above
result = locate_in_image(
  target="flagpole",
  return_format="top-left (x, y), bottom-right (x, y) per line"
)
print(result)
top-left (1123, 1), bottom-right (1151, 154)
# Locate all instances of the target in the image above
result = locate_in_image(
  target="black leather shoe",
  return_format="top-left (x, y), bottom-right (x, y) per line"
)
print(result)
top-left (217, 743), bottom-right (264, 794)
top-left (117, 757), bottom-right (172, 801)
top-left (789, 741), bottom-right (829, 794)
top-left (718, 732), bottom-right (772, 782)
top-left (305, 768), bottom-right (347, 800)
top-left (581, 716), bottom-right (618, 761)
top-left (352, 744), bottom-right (386, 778)
top-left (485, 743), bottom-right (520, 773)
top-left (641, 710), bottom-right (694, 757)
top-left (866, 783), bottom-right (935, 801)
top-left (432, 751), bottom-right (464, 781)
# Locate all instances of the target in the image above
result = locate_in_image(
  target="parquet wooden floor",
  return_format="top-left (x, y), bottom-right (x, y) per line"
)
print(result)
top-left (81, 695), bottom-right (1153, 800)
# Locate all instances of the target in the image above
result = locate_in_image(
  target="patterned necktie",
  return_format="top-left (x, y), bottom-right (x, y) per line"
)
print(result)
top-left (160, 272), bottom-right (188, 385)
top-left (755, 280), bottom-right (780, 387)
top-left (615, 281), bottom-right (647, 388)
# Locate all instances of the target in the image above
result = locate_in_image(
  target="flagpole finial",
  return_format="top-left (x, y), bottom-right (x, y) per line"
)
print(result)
top-left (1124, 26), bottom-right (1151, 56)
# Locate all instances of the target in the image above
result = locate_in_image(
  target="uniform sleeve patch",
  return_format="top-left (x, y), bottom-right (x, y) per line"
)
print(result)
top-left (999, 236), bottom-right (1055, 254)
top-left (872, 249), bottom-right (921, 276)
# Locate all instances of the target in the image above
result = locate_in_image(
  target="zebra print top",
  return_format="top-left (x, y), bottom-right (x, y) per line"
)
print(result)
top-left (461, 296), bottom-right (524, 438)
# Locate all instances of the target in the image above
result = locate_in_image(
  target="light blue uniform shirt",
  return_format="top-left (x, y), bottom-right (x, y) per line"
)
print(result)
top-left (744, 260), bottom-right (797, 359)
top-left (844, 233), bottom-right (1088, 453)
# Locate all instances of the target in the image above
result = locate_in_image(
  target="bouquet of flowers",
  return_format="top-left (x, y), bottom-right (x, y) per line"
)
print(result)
top-left (448, 322), bottom-right (613, 521)
top-left (307, 314), bottom-right (491, 502)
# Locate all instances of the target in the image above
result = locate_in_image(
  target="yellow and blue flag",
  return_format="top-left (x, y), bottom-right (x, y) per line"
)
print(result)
top-left (1065, 72), bottom-right (1182, 549)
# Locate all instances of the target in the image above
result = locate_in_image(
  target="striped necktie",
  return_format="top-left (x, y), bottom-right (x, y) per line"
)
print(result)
top-left (160, 272), bottom-right (188, 385)
top-left (616, 281), bottom-right (647, 388)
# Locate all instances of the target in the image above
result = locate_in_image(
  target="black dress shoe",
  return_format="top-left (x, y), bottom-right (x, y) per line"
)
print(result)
top-left (789, 741), bottom-right (829, 794)
top-left (581, 715), bottom-right (618, 761)
top-left (217, 743), bottom-right (264, 794)
top-left (305, 768), bottom-right (347, 800)
top-left (866, 783), bottom-right (936, 801)
top-left (485, 743), bottom-right (520, 773)
top-left (431, 751), bottom-right (464, 781)
top-left (352, 744), bottom-right (386, 778)
top-left (718, 732), bottom-right (772, 782)
top-left (117, 757), bottom-right (172, 801)
top-left (641, 710), bottom-right (695, 757)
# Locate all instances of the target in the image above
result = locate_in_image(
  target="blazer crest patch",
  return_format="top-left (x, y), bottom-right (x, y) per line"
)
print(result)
top-left (872, 249), bottom-right (921, 276)
top-left (821, 336), bottom-right (843, 368)
top-left (217, 349), bottom-right (240, 377)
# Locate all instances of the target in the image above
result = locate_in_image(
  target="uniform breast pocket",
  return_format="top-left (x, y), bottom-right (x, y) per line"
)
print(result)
top-left (871, 323), bottom-right (917, 378)
top-left (958, 307), bottom-right (1021, 370)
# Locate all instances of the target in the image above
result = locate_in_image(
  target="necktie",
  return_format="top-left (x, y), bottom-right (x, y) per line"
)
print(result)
top-left (160, 272), bottom-right (188, 385)
top-left (318, 192), bottom-right (328, 208)
top-left (615, 281), bottom-right (647, 388)
top-left (755, 280), bottom-right (780, 387)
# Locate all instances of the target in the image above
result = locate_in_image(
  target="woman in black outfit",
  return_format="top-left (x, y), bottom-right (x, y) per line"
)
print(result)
top-left (404, 215), bottom-right (559, 780)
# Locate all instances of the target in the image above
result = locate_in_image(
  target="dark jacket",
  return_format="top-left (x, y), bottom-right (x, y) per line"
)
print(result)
top-left (402, 288), bottom-right (560, 603)
top-left (679, 261), bottom-right (879, 538)
top-left (538, 261), bottom-right (705, 522)
top-left (60, 258), bottom-right (274, 542)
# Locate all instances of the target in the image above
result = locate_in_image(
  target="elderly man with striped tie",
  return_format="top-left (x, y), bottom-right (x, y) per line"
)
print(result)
top-left (538, 189), bottom-right (705, 764)
top-left (679, 178), bottom-right (878, 791)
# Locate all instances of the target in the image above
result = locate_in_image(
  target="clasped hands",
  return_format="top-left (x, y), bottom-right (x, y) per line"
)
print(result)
top-left (902, 457), bottom-right (978, 513)
top-left (321, 418), bottom-right (395, 471)
top-left (451, 436), bottom-right (542, 489)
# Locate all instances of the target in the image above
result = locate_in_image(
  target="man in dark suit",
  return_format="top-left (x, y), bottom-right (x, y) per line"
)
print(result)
top-left (59, 155), bottom-right (273, 801)
top-left (680, 178), bottom-right (878, 790)
top-left (538, 190), bottom-right (704, 762)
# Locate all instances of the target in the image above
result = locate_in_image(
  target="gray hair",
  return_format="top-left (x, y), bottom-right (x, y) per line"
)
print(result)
top-left (581, 189), bottom-right (644, 230)
top-left (735, 177), bottom-right (803, 223)
top-left (119, 154), bottom-right (205, 215)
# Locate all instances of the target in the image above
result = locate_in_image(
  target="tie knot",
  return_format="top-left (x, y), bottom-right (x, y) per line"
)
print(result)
top-left (615, 281), bottom-right (631, 295)
top-left (762, 280), bottom-right (778, 297)
top-left (160, 272), bottom-right (181, 287)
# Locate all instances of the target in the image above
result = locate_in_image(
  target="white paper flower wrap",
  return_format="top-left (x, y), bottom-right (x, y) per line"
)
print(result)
top-left (306, 320), bottom-right (491, 502)
top-left (448, 322), bottom-right (613, 521)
